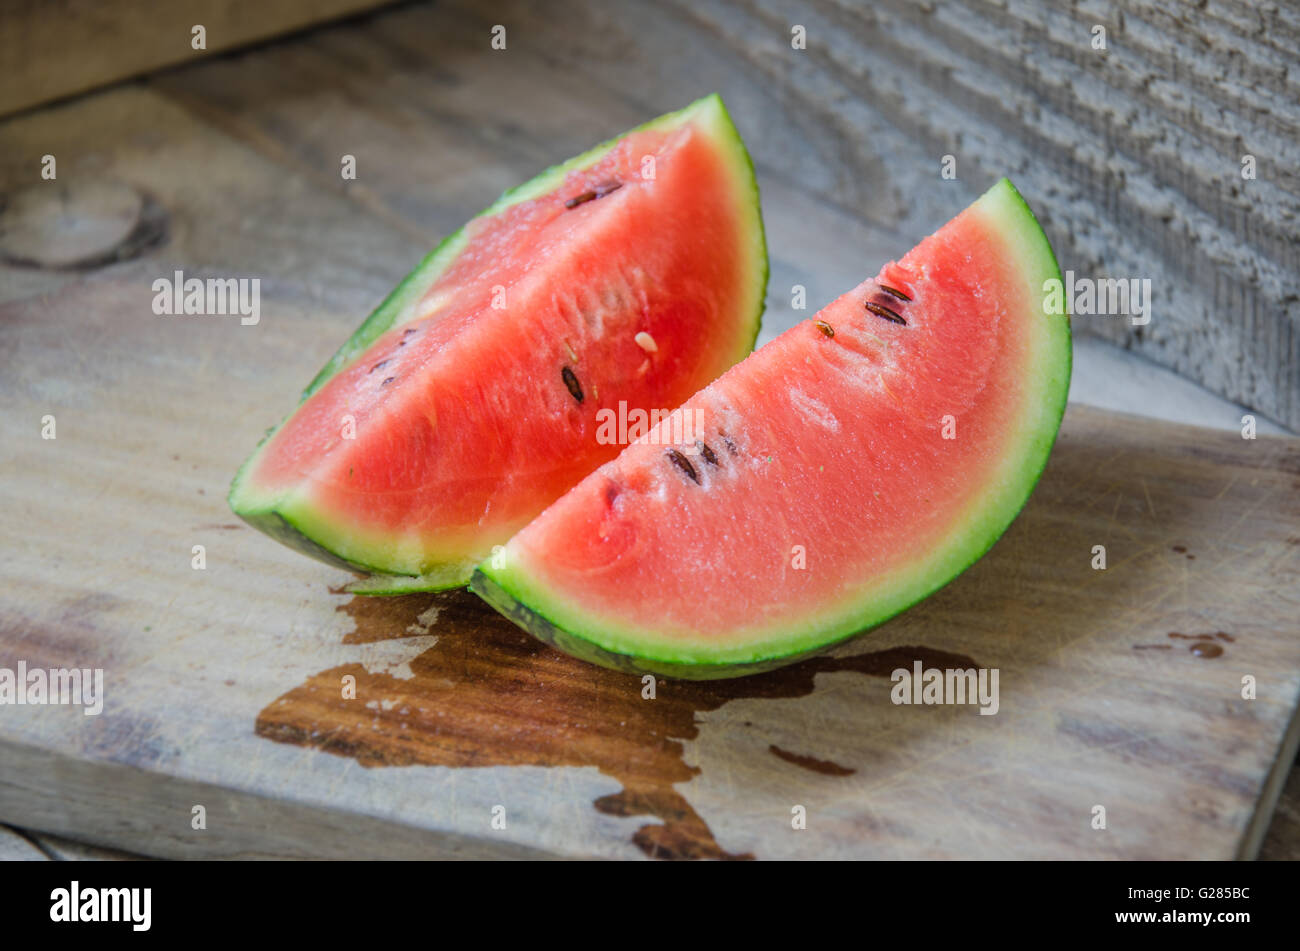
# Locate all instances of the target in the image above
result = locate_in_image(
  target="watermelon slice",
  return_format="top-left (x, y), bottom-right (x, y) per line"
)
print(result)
top-left (229, 95), bottom-right (767, 590)
top-left (472, 179), bottom-right (1071, 678)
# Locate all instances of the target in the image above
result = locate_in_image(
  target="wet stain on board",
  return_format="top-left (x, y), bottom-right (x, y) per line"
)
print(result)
top-left (255, 590), bottom-right (978, 860)
top-left (1134, 631), bottom-right (1235, 658)
top-left (1169, 631), bottom-right (1234, 658)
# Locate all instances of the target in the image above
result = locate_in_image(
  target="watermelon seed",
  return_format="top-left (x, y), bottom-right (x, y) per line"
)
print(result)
top-left (878, 283), bottom-right (912, 302)
top-left (865, 301), bottom-right (907, 325)
top-left (719, 431), bottom-right (739, 455)
top-left (564, 180), bottom-right (622, 210)
top-left (634, 331), bottom-right (658, 353)
top-left (699, 442), bottom-right (719, 466)
top-left (562, 339), bottom-right (577, 362)
top-left (402, 327), bottom-right (417, 337)
top-left (814, 319), bottom-right (835, 337)
top-left (369, 359), bottom-right (390, 373)
top-left (561, 366), bottom-right (584, 403)
top-left (666, 449), bottom-right (700, 484)
top-left (382, 376), bottom-right (396, 386)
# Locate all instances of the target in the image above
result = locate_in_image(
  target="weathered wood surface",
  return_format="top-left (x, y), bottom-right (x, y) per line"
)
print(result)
top-left (0, 1), bottom-right (1298, 860)
top-left (669, 0), bottom-right (1299, 428)
top-left (0, 0), bottom-right (396, 117)
top-left (0, 826), bottom-right (47, 861)
top-left (0, 825), bottom-right (138, 861)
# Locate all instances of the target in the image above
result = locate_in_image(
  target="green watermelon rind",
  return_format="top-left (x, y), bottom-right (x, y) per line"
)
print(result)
top-left (228, 94), bottom-right (768, 589)
top-left (470, 568), bottom-right (835, 679)
top-left (471, 178), bottom-right (1072, 679)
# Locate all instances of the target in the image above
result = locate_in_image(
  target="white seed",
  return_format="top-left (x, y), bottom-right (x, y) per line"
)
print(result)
top-left (634, 331), bottom-right (658, 353)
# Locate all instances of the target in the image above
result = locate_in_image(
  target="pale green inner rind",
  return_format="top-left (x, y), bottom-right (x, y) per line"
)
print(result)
top-left (478, 178), bottom-right (1071, 670)
top-left (346, 563), bottom-right (476, 596)
top-left (229, 94), bottom-right (768, 584)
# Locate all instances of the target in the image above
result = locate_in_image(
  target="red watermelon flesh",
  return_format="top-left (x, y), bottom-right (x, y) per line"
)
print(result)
top-left (472, 179), bottom-right (1071, 678)
top-left (229, 95), bottom-right (767, 589)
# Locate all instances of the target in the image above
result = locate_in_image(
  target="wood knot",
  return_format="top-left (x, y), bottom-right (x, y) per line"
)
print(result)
top-left (0, 179), bottom-right (168, 270)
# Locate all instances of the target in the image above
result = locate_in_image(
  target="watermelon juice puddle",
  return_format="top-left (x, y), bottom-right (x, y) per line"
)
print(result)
top-left (254, 589), bottom-right (979, 860)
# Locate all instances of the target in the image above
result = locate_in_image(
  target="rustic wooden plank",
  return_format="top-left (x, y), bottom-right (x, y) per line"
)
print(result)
top-left (0, 825), bottom-right (49, 860)
top-left (1, 9), bottom-right (1298, 860)
top-left (0, 0), bottom-right (396, 117)
top-left (27, 831), bottom-right (142, 861)
top-left (1071, 338), bottom-right (1289, 437)
top-left (2, 375), bottom-right (1298, 858)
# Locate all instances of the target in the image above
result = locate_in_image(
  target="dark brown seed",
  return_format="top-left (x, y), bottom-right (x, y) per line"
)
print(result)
top-left (865, 300), bottom-right (907, 325)
top-left (699, 442), bottom-right (719, 466)
top-left (666, 449), bottom-right (700, 484)
top-left (565, 180), bottom-right (622, 209)
top-left (719, 432), bottom-right (739, 455)
top-left (382, 376), bottom-right (396, 386)
top-left (402, 327), bottom-right (418, 337)
top-left (561, 366), bottom-right (584, 403)
top-left (369, 359), bottom-right (390, 374)
top-left (878, 283), bottom-right (912, 302)
top-left (814, 319), bottom-right (835, 338)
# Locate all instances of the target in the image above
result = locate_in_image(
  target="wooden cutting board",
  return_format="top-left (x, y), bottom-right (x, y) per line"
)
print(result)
top-left (2, 266), bottom-right (1299, 863)
top-left (1, 308), bottom-right (1298, 859)
top-left (1, 4), bottom-right (1299, 860)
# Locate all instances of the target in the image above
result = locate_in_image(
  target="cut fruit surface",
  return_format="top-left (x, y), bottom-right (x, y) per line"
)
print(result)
top-left (472, 179), bottom-right (1071, 678)
top-left (229, 95), bottom-right (767, 587)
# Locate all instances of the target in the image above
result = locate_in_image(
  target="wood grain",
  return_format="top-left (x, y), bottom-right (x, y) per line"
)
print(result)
top-left (0, 826), bottom-right (48, 861)
top-left (0, 4), bottom-right (1298, 859)
top-left (0, 0), bottom-right (396, 117)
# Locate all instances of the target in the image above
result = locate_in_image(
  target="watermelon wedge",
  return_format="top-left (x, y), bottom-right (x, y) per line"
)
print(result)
top-left (229, 95), bottom-right (767, 589)
top-left (471, 179), bottom-right (1071, 678)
